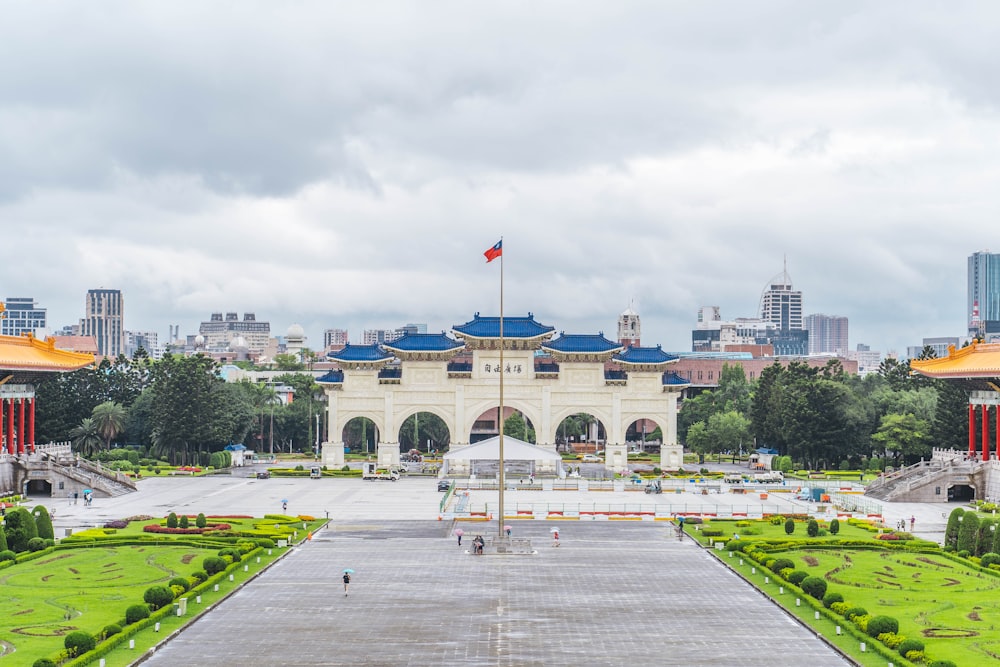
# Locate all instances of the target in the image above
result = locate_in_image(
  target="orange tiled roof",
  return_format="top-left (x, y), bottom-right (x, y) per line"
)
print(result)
top-left (910, 341), bottom-right (1000, 378)
top-left (0, 333), bottom-right (95, 372)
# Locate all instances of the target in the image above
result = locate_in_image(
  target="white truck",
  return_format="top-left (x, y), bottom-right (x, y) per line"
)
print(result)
top-left (362, 462), bottom-right (400, 481)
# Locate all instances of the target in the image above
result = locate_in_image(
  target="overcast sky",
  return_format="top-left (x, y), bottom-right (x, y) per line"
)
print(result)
top-left (2, 1), bottom-right (998, 357)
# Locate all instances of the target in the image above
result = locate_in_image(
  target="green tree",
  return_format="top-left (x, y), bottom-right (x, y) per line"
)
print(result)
top-left (70, 417), bottom-right (103, 457)
top-left (400, 411), bottom-right (451, 451)
top-left (871, 413), bottom-right (931, 466)
top-left (504, 411), bottom-right (536, 443)
top-left (150, 354), bottom-right (222, 464)
top-left (32, 505), bottom-right (54, 540)
top-left (958, 512), bottom-right (980, 553)
top-left (272, 353), bottom-right (305, 371)
top-left (749, 363), bottom-right (786, 451)
top-left (716, 363), bottom-right (751, 414)
top-left (4, 507), bottom-right (39, 552)
top-left (92, 401), bottom-right (127, 450)
top-left (932, 379), bottom-right (971, 451)
top-left (706, 411), bottom-right (751, 461)
top-left (685, 421), bottom-right (711, 463)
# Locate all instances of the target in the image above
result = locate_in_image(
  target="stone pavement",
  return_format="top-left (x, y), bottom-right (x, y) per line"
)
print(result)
top-left (141, 521), bottom-right (852, 667)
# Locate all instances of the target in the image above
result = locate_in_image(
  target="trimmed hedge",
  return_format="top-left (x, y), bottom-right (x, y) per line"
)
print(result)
top-left (866, 615), bottom-right (899, 638)
top-left (799, 576), bottom-right (827, 599)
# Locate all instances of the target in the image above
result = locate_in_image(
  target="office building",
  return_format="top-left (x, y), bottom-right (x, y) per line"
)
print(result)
top-left (324, 328), bottom-right (349, 349)
top-left (805, 314), bottom-right (849, 355)
top-left (969, 250), bottom-right (1000, 338)
top-left (198, 312), bottom-right (271, 354)
top-left (1, 297), bottom-right (47, 337)
top-left (80, 289), bottom-right (124, 358)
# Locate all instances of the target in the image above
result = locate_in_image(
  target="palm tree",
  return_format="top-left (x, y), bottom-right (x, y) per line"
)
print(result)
top-left (91, 401), bottom-right (127, 450)
top-left (70, 418), bottom-right (104, 458)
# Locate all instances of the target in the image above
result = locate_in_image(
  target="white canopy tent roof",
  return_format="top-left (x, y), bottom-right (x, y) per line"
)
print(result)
top-left (442, 435), bottom-right (564, 477)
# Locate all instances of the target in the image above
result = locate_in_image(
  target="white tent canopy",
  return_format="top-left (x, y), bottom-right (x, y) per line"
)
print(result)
top-left (442, 435), bottom-right (564, 477)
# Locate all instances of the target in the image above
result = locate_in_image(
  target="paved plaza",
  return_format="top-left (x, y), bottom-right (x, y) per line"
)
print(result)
top-left (25, 472), bottom-right (959, 666)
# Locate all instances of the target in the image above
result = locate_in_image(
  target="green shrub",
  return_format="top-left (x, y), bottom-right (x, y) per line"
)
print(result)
top-left (64, 630), bottom-right (96, 656)
top-left (191, 570), bottom-right (208, 584)
top-left (905, 651), bottom-right (925, 663)
top-left (179, 515), bottom-right (190, 529)
top-left (0, 549), bottom-right (16, 562)
top-left (166, 512), bottom-right (178, 529)
top-left (844, 606), bottom-right (868, 620)
top-left (4, 507), bottom-right (38, 552)
top-left (32, 659), bottom-right (57, 667)
top-left (143, 585), bottom-right (175, 610)
top-left (786, 570), bottom-right (808, 585)
top-left (101, 623), bottom-right (122, 640)
top-left (218, 547), bottom-right (242, 562)
top-left (126, 604), bottom-right (151, 624)
top-left (800, 576), bottom-right (827, 599)
top-left (878, 632), bottom-right (905, 649)
top-left (32, 505), bottom-right (55, 540)
top-left (784, 519), bottom-right (795, 535)
top-left (701, 528), bottom-right (724, 537)
top-left (957, 512), bottom-right (979, 553)
top-left (807, 519), bottom-right (819, 537)
top-left (27, 537), bottom-right (47, 552)
top-left (769, 515), bottom-right (785, 526)
top-left (822, 592), bottom-right (844, 608)
top-left (897, 638), bottom-right (924, 656)
top-left (255, 538), bottom-right (276, 549)
top-left (957, 549), bottom-right (971, 558)
top-left (866, 615), bottom-right (899, 637)
top-left (196, 513), bottom-right (207, 528)
top-left (980, 552), bottom-right (1000, 568)
top-left (853, 614), bottom-right (871, 632)
top-left (829, 601), bottom-right (850, 616)
top-left (770, 558), bottom-right (794, 573)
top-left (203, 556), bottom-right (227, 575)
top-left (829, 518), bottom-right (840, 535)
top-left (168, 576), bottom-right (190, 592)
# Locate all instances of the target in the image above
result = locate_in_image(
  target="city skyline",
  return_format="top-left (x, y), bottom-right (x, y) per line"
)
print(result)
top-left (3, 3), bottom-right (999, 355)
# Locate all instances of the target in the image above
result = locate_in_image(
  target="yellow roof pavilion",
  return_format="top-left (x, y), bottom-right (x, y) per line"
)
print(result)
top-left (910, 341), bottom-right (1000, 379)
top-left (0, 333), bottom-right (95, 374)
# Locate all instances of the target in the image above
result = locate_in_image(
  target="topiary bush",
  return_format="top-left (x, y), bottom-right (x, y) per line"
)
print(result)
top-left (166, 512), bottom-right (178, 529)
top-left (769, 515), bottom-right (785, 526)
top-left (800, 576), bottom-right (827, 599)
top-left (866, 615), bottom-right (899, 638)
top-left (168, 576), bottom-right (190, 592)
top-left (929, 661), bottom-right (958, 667)
top-left (822, 592), bottom-right (844, 608)
top-left (179, 515), bottom-right (190, 529)
top-left (897, 638), bottom-right (925, 656)
top-left (27, 537), bottom-right (47, 552)
top-left (807, 519), bottom-right (819, 537)
top-left (845, 606), bottom-right (867, 620)
top-left (0, 549), bottom-right (16, 562)
top-left (64, 630), bottom-right (96, 657)
top-left (4, 507), bottom-right (39, 552)
top-left (255, 538), bottom-right (276, 549)
top-left (218, 547), bottom-right (242, 562)
top-left (101, 623), bottom-right (122, 640)
top-left (784, 518), bottom-right (795, 535)
top-left (32, 505), bottom-right (55, 540)
top-left (143, 585), bottom-right (175, 610)
top-left (829, 518), bottom-right (840, 535)
top-left (126, 604), bottom-right (151, 624)
top-left (786, 570), bottom-right (808, 585)
top-left (980, 552), bottom-right (1000, 568)
top-left (191, 569), bottom-right (208, 584)
top-left (770, 558), bottom-right (794, 573)
top-left (32, 659), bottom-right (57, 667)
top-left (203, 556), bottom-right (227, 575)
top-left (196, 512), bottom-right (207, 528)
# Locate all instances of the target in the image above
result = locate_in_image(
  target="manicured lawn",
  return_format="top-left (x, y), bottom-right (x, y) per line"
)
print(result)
top-left (0, 515), bottom-right (324, 665)
top-left (696, 518), bottom-right (1000, 666)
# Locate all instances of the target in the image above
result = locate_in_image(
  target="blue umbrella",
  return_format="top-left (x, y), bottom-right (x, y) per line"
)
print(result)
top-left (343, 568), bottom-right (355, 573)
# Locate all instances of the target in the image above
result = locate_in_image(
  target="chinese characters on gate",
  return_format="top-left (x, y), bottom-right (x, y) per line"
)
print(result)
top-left (483, 363), bottom-right (524, 376)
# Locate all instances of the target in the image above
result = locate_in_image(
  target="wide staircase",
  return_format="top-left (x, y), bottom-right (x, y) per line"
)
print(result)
top-left (21, 443), bottom-right (137, 497)
top-left (865, 456), bottom-right (981, 502)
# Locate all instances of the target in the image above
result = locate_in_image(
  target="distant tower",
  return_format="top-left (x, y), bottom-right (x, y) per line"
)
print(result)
top-left (286, 323), bottom-right (307, 358)
top-left (617, 301), bottom-right (641, 348)
top-left (970, 299), bottom-right (983, 338)
top-left (968, 251), bottom-right (1000, 337)
top-left (759, 258), bottom-right (803, 331)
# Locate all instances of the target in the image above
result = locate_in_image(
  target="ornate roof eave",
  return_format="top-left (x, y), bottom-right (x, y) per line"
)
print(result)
top-left (0, 334), bottom-right (96, 373)
top-left (910, 341), bottom-right (1000, 379)
top-left (452, 333), bottom-right (554, 351)
top-left (545, 351), bottom-right (619, 363)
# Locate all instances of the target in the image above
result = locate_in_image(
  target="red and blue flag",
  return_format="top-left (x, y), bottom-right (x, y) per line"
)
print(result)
top-left (484, 240), bottom-right (502, 263)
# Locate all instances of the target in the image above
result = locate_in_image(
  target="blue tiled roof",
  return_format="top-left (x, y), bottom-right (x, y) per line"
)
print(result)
top-left (382, 333), bottom-right (464, 353)
top-left (316, 369), bottom-right (344, 383)
top-left (613, 345), bottom-right (678, 365)
top-left (662, 371), bottom-right (690, 386)
top-left (326, 344), bottom-right (393, 363)
top-left (542, 333), bottom-right (623, 354)
top-left (452, 313), bottom-right (555, 339)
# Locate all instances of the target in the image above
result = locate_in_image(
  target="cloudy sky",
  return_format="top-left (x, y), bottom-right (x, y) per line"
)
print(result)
top-left (2, 1), bottom-right (998, 356)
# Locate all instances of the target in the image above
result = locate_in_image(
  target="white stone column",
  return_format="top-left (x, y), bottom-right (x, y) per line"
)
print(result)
top-left (660, 391), bottom-right (683, 471)
top-left (321, 388), bottom-right (343, 467)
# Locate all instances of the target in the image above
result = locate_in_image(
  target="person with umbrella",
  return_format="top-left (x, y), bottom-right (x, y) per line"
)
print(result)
top-left (454, 528), bottom-right (463, 547)
top-left (551, 527), bottom-right (559, 547)
top-left (282, 499), bottom-right (288, 513)
top-left (504, 525), bottom-right (512, 537)
top-left (343, 568), bottom-right (354, 596)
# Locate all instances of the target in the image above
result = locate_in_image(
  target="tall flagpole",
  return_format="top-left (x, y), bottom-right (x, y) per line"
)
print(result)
top-left (498, 237), bottom-right (505, 537)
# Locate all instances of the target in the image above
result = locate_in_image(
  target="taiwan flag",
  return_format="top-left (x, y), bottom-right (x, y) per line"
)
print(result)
top-left (484, 240), bottom-right (503, 263)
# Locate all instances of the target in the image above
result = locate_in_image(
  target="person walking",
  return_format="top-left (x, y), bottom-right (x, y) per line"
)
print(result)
top-left (343, 571), bottom-right (351, 596)
top-left (282, 501), bottom-right (288, 513)
top-left (910, 515), bottom-right (916, 532)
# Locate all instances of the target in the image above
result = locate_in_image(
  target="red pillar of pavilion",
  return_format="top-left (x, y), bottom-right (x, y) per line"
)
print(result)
top-left (5, 399), bottom-right (13, 456)
top-left (984, 404), bottom-right (991, 462)
top-left (17, 398), bottom-right (25, 455)
top-left (970, 403), bottom-right (977, 457)
top-left (0, 398), bottom-right (5, 454)
top-left (28, 398), bottom-right (35, 452)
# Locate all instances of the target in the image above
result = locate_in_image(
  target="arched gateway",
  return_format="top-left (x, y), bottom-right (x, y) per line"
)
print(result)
top-left (318, 313), bottom-right (689, 474)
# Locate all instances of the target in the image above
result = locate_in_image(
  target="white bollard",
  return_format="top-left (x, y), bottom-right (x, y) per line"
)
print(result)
top-left (751, 567), bottom-right (756, 574)
top-left (229, 574), bottom-right (234, 581)
top-left (764, 576), bottom-right (769, 584)
top-left (100, 659), bottom-right (105, 667)
top-left (779, 586), bottom-right (784, 594)
top-left (814, 611), bottom-right (820, 620)
top-left (155, 622), bottom-right (160, 632)
top-left (796, 598), bottom-right (801, 607)
top-left (836, 626), bottom-right (841, 635)
top-left (196, 595), bottom-right (201, 604)
top-left (214, 584), bottom-right (219, 592)
top-left (244, 565), bottom-right (248, 572)
top-left (729, 551), bottom-right (733, 557)
top-left (860, 642), bottom-right (866, 652)
top-left (739, 558), bottom-right (743, 565)
top-left (130, 639), bottom-right (135, 649)
top-left (268, 549), bottom-right (272, 555)
top-left (257, 556), bottom-right (261, 563)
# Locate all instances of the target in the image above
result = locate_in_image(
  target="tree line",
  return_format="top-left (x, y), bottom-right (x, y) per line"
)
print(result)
top-left (679, 351), bottom-right (968, 470)
top-left (34, 351), bottom-right (325, 465)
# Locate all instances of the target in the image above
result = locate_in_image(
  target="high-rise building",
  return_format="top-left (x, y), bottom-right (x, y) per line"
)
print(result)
top-left (759, 263), bottom-right (804, 332)
top-left (198, 312), bottom-right (270, 353)
top-left (617, 303), bottom-right (640, 348)
top-left (968, 251), bottom-right (1000, 338)
top-left (1, 297), bottom-right (47, 337)
top-left (804, 314), bottom-right (848, 355)
top-left (80, 289), bottom-right (124, 357)
top-left (125, 330), bottom-right (163, 359)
